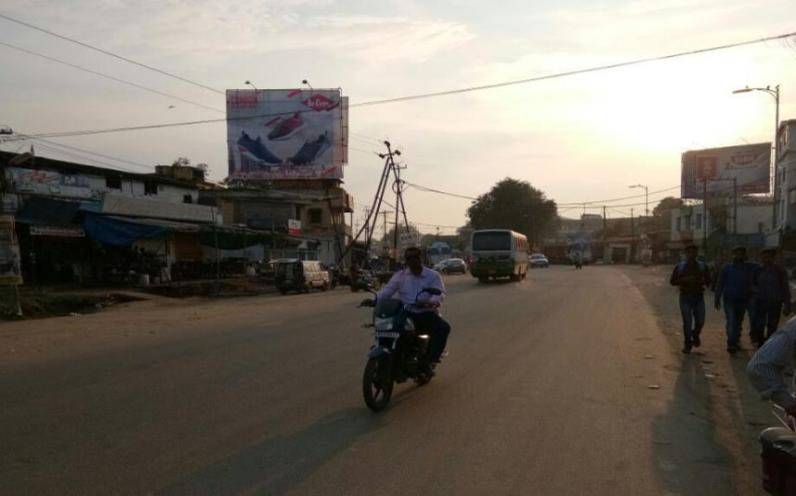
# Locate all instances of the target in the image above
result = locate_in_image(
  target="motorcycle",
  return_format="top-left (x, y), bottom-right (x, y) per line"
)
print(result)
top-left (350, 270), bottom-right (380, 292)
top-left (359, 287), bottom-right (442, 412)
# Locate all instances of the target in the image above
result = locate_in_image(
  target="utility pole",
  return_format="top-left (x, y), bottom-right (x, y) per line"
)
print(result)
top-left (630, 208), bottom-right (635, 236)
top-left (702, 178), bottom-right (708, 256)
top-left (602, 206), bottom-right (607, 238)
top-left (732, 84), bottom-right (780, 231)
top-left (336, 141), bottom-right (409, 270)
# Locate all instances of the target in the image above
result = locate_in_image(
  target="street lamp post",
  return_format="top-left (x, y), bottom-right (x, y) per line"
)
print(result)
top-left (244, 80), bottom-right (257, 90)
top-left (629, 184), bottom-right (649, 217)
top-left (732, 84), bottom-right (781, 231)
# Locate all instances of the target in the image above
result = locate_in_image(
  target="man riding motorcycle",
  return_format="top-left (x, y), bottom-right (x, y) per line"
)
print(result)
top-left (365, 247), bottom-right (451, 374)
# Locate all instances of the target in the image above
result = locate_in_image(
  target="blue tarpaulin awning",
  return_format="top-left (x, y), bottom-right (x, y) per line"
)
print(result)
top-left (82, 213), bottom-right (169, 246)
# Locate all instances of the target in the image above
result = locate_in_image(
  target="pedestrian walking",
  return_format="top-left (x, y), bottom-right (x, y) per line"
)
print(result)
top-left (670, 244), bottom-right (711, 354)
top-left (714, 246), bottom-right (758, 354)
top-left (751, 248), bottom-right (792, 348)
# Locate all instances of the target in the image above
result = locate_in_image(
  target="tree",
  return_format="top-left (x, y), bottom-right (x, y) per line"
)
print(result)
top-left (467, 178), bottom-right (558, 245)
top-left (647, 196), bottom-right (684, 234)
top-left (172, 157), bottom-right (191, 167)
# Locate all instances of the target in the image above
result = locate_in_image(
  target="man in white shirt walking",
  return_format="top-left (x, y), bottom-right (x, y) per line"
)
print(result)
top-left (377, 247), bottom-right (451, 368)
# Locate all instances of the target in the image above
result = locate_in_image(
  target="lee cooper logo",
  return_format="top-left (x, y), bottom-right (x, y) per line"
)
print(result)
top-left (229, 91), bottom-right (258, 109)
top-left (302, 94), bottom-right (340, 112)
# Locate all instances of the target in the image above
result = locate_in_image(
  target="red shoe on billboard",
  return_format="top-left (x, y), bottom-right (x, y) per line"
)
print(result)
top-left (267, 113), bottom-right (304, 140)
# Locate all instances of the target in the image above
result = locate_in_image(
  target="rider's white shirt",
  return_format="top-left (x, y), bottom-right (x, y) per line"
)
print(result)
top-left (377, 267), bottom-right (446, 313)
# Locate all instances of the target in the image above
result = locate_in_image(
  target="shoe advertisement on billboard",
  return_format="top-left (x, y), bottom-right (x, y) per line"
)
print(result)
top-left (227, 89), bottom-right (348, 180)
top-left (680, 142), bottom-right (771, 199)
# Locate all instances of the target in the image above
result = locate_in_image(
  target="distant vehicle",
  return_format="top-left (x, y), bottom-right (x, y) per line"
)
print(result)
top-left (568, 234), bottom-right (592, 266)
top-left (529, 253), bottom-right (549, 268)
top-left (350, 270), bottom-right (381, 292)
top-left (274, 259), bottom-right (330, 294)
top-left (469, 229), bottom-right (528, 282)
top-left (427, 241), bottom-right (453, 267)
top-left (434, 258), bottom-right (468, 275)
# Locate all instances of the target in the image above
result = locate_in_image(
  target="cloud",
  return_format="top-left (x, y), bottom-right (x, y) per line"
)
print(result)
top-left (1, 1), bottom-right (473, 64)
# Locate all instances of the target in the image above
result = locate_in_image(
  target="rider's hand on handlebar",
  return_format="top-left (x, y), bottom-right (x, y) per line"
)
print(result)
top-left (416, 301), bottom-right (440, 309)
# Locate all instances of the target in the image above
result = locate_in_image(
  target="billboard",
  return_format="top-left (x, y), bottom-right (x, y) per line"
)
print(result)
top-left (227, 89), bottom-right (348, 180)
top-left (681, 143), bottom-right (771, 199)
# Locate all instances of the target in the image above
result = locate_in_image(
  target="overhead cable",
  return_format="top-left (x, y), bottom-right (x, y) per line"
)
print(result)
top-left (7, 29), bottom-right (796, 140)
top-left (0, 12), bottom-right (224, 95)
top-left (0, 41), bottom-right (224, 113)
top-left (557, 185), bottom-right (681, 206)
top-left (351, 30), bottom-right (796, 107)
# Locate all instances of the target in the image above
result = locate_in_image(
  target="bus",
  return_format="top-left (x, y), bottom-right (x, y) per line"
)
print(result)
top-left (469, 229), bottom-right (529, 282)
top-left (427, 241), bottom-right (452, 267)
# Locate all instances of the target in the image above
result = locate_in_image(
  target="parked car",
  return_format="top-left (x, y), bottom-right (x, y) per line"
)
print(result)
top-left (529, 253), bottom-right (549, 268)
top-left (434, 258), bottom-right (468, 275)
top-left (274, 259), bottom-right (330, 294)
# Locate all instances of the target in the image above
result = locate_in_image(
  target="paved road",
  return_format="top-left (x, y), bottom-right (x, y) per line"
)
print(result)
top-left (0, 266), bottom-right (764, 495)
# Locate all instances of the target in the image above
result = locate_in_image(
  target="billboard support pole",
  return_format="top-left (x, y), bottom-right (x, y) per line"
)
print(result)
top-left (773, 85), bottom-right (780, 233)
top-left (733, 177), bottom-right (738, 235)
top-left (703, 178), bottom-right (708, 256)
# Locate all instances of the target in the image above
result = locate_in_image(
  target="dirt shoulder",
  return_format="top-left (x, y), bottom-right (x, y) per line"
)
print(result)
top-left (622, 264), bottom-right (772, 495)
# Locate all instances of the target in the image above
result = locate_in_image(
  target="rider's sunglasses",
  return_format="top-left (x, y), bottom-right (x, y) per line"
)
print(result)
top-left (405, 254), bottom-right (421, 261)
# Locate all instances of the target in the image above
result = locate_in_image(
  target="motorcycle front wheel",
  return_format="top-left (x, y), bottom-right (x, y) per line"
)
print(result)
top-left (363, 358), bottom-right (393, 412)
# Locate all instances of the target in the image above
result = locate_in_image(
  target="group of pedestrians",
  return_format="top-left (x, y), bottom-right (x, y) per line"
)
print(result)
top-left (671, 244), bottom-right (791, 354)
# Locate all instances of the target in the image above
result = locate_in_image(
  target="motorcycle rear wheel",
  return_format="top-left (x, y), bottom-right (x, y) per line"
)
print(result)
top-left (363, 358), bottom-right (393, 412)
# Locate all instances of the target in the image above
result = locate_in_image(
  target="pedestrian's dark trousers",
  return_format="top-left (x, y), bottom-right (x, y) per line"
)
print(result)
top-left (751, 298), bottom-right (783, 344)
top-left (679, 294), bottom-right (705, 346)
top-left (723, 297), bottom-right (748, 347)
top-left (409, 311), bottom-right (451, 362)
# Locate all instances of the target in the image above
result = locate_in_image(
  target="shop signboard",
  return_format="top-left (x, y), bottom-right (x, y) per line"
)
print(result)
top-left (288, 219), bottom-right (302, 236)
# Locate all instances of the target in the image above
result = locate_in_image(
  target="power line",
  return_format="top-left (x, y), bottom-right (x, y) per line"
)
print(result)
top-left (0, 12), bottom-right (224, 95)
top-left (4, 132), bottom-right (154, 170)
top-left (7, 29), bottom-right (796, 140)
top-left (404, 181), bottom-right (478, 200)
top-left (351, 30), bottom-right (796, 107)
top-left (0, 41), bottom-right (224, 114)
top-left (3, 140), bottom-right (146, 174)
top-left (557, 185), bottom-right (681, 206)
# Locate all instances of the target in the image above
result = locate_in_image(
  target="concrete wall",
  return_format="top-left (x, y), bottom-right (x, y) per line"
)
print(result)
top-left (736, 204), bottom-right (771, 234)
top-left (671, 204), bottom-right (711, 243)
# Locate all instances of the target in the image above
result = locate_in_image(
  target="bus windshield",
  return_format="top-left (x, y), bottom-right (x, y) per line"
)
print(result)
top-left (472, 231), bottom-right (511, 251)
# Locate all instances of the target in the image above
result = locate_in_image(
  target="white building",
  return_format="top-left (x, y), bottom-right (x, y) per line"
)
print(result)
top-left (670, 198), bottom-right (772, 250)
top-left (777, 119), bottom-right (796, 233)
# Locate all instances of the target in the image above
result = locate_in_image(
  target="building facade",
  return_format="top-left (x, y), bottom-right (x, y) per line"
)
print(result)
top-left (0, 151), bottom-right (225, 285)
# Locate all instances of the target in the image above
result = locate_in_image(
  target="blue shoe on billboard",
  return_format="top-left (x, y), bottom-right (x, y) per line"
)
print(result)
top-left (289, 132), bottom-right (331, 165)
top-left (237, 131), bottom-right (282, 164)
top-left (268, 113), bottom-right (304, 141)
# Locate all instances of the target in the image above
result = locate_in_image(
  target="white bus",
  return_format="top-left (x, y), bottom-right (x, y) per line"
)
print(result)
top-left (469, 229), bottom-right (529, 282)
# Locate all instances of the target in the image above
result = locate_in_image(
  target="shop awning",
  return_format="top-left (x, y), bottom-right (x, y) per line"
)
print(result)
top-left (15, 197), bottom-right (85, 226)
top-left (83, 213), bottom-right (171, 246)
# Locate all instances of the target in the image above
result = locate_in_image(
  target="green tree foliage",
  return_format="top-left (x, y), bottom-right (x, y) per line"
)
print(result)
top-left (467, 178), bottom-right (558, 244)
top-left (648, 196), bottom-right (684, 233)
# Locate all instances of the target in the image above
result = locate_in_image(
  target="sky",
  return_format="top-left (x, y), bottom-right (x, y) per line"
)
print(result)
top-left (1, 0), bottom-right (795, 233)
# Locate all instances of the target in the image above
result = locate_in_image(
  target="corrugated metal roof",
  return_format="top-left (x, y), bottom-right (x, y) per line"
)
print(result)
top-left (101, 195), bottom-right (220, 224)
